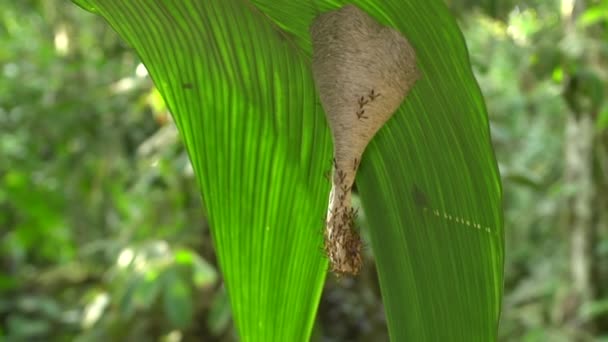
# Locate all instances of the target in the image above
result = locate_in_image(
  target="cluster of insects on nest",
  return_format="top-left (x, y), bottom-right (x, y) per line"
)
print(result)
top-left (319, 88), bottom-right (385, 275)
top-left (324, 157), bottom-right (361, 182)
top-left (311, 4), bottom-right (419, 275)
top-left (321, 205), bottom-right (364, 273)
top-left (321, 155), bottom-right (367, 275)
top-left (355, 89), bottom-right (381, 120)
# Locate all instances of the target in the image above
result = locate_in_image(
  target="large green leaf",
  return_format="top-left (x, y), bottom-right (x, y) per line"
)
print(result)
top-left (248, 2), bottom-right (504, 340)
top-left (72, 0), bottom-right (504, 341)
top-left (72, 1), bottom-right (331, 340)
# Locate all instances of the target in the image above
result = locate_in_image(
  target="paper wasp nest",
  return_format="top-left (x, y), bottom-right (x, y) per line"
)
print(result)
top-left (311, 5), bottom-right (420, 275)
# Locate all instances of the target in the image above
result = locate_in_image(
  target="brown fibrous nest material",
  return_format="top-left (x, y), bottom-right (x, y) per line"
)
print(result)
top-left (311, 4), bottom-right (420, 276)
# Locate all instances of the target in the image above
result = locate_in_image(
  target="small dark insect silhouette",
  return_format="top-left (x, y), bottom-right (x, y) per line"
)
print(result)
top-left (336, 169), bottom-right (347, 183)
top-left (411, 184), bottom-right (429, 208)
top-left (353, 158), bottom-right (359, 171)
top-left (182, 82), bottom-right (194, 89)
top-left (349, 207), bottom-right (359, 220)
top-left (356, 109), bottom-right (368, 120)
top-left (340, 184), bottom-right (350, 194)
top-left (357, 96), bottom-right (369, 108)
top-left (368, 89), bottom-right (381, 100)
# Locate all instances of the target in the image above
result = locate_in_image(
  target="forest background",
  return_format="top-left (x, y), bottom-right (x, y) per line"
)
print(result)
top-left (1, 0), bottom-right (608, 341)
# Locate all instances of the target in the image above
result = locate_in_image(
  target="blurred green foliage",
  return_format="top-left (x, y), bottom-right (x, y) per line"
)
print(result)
top-left (1, 0), bottom-right (607, 341)
top-left (0, 1), bottom-right (224, 340)
top-left (461, 0), bottom-right (608, 340)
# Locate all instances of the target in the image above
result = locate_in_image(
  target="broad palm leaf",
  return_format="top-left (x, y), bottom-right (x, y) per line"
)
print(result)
top-left (72, 0), bottom-right (504, 341)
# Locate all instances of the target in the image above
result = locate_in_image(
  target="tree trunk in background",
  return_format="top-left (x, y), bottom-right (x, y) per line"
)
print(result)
top-left (560, 0), bottom-right (598, 335)
top-left (563, 112), bottom-right (595, 333)
top-left (593, 133), bottom-right (608, 330)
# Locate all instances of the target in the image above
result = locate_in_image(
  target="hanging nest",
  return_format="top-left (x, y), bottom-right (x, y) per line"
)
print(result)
top-left (311, 4), bottom-right (420, 275)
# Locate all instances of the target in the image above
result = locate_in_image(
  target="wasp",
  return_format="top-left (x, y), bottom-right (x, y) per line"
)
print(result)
top-left (357, 96), bottom-right (369, 108)
top-left (368, 89), bottom-right (381, 100)
top-left (356, 109), bottom-right (368, 120)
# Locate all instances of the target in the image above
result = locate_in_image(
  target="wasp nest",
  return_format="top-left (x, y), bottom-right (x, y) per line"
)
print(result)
top-left (311, 5), bottom-right (420, 275)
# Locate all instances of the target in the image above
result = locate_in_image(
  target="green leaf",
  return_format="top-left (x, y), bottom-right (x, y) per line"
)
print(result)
top-left (579, 1), bottom-right (608, 27)
top-left (596, 104), bottom-right (608, 132)
top-left (207, 286), bottom-right (232, 336)
top-left (191, 254), bottom-right (218, 289)
top-left (349, 3), bottom-right (503, 340)
top-left (132, 272), bottom-right (163, 310)
top-left (163, 270), bottom-right (194, 329)
top-left (72, 1), bottom-right (330, 340)
top-left (172, 247), bottom-right (218, 288)
top-left (72, 0), bottom-right (503, 341)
